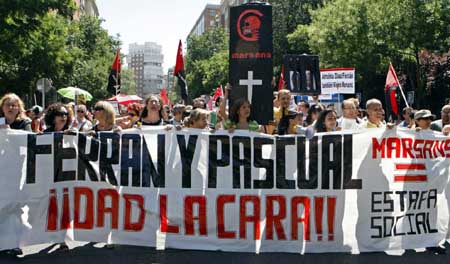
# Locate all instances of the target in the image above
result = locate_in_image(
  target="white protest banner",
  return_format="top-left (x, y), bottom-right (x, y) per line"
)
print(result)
top-left (0, 128), bottom-right (449, 253)
top-left (321, 68), bottom-right (355, 94)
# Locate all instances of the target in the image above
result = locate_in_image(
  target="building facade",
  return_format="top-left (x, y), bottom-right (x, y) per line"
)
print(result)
top-left (128, 42), bottom-right (164, 97)
top-left (188, 4), bottom-right (221, 38)
top-left (73, 0), bottom-right (99, 20)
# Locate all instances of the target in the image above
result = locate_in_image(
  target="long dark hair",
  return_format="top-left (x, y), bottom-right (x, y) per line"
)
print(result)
top-left (141, 95), bottom-right (164, 120)
top-left (314, 109), bottom-right (336, 133)
top-left (229, 98), bottom-right (252, 124)
top-left (44, 103), bottom-right (73, 131)
top-left (305, 104), bottom-right (325, 126)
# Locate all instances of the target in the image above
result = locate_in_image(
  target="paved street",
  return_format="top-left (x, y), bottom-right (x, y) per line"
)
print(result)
top-left (1, 242), bottom-right (450, 264)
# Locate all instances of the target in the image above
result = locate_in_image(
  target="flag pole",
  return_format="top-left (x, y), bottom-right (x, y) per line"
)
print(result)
top-left (115, 49), bottom-right (120, 95)
top-left (397, 82), bottom-right (409, 108)
top-left (389, 62), bottom-right (409, 108)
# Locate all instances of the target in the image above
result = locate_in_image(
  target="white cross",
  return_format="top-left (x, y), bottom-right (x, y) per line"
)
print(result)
top-left (239, 71), bottom-right (262, 103)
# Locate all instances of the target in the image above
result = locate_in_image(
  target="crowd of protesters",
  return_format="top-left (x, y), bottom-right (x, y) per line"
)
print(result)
top-left (1, 88), bottom-right (450, 137)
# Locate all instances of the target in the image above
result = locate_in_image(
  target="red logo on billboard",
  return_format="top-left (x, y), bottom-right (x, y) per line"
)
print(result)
top-left (237, 9), bottom-right (263, 42)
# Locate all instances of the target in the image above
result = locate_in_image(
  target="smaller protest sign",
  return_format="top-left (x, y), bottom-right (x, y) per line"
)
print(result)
top-left (320, 68), bottom-right (355, 94)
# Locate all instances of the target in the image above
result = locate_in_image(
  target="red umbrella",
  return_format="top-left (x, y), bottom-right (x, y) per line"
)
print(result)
top-left (106, 94), bottom-right (143, 105)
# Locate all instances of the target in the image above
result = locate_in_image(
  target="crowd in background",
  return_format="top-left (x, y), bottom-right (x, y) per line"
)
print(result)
top-left (1, 88), bottom-right (450, 137)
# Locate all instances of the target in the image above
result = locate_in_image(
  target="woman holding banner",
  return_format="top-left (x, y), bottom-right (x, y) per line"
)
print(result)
top-left (0, 93), bottom-right (31, 131)
top-left (224, 98), bottom-right (261, 133)
top-left (184, 108), bottom-right (210, 130)
top-left (314, 110), bottom-right (340, 133)
top-left (43, 103), bottom-right (73, 133)
top-left (90, 101), bottom-right (121, 133)
top-left (139, 95), bottom-right (166, 126)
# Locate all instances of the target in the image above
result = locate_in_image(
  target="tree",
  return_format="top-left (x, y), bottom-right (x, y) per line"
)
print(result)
top-left (0, 1), bottom-right (75, 102)
top-left (64, 15), bottom-right (121, 102)
top-left (185, 28), bottom-right (229, 98)
top-left (287, 0), bottom-right (450, 108)
top-left (270, 0), bottom-right (324, 65)
top-left (0, 2), bottom-right (121, 105)
top-left (120, 68), bottom-right (137, 95)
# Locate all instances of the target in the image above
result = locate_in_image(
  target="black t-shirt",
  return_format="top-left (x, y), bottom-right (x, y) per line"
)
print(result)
top-left (10, 119), bottom-right (31, 131)
top-left (140, 118), bottom-right (165, 126)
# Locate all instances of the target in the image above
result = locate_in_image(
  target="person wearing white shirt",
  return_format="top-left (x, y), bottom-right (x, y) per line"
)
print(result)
top-left (337, 99), bottom-right (362, 130)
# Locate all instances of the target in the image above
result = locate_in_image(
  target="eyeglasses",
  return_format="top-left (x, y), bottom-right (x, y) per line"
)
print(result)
top-left (5, 103), bottom-right (19, 109)
top-left (55, 111), bottom-right (68, 117)
top-left (94, 107), bottom-right (104, 111)
top-left (77, 110), bottom-right (85, 113)
top-left (128, 112), bottom-right (137, 117)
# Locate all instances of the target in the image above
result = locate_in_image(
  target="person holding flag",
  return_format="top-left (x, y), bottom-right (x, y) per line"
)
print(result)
top-left (174, 40), bottom-right (188, 103)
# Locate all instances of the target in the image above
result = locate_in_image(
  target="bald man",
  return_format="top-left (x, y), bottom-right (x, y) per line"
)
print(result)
top-left (431, 104), bottom-right (450, 132)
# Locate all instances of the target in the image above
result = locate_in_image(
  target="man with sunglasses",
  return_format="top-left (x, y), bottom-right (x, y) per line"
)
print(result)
top-left (74, 104), bottom-right (92, 132)
top-left (431, 104), bottom-right (450, 132)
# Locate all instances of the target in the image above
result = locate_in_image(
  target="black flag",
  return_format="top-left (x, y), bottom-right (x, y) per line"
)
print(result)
top-left (107, 49), bottom-right (121, 95)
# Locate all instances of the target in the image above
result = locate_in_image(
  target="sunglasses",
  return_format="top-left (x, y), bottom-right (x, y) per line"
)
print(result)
top-left (77, 110), bottom-right (85, 113)
top-left (55, 111), bottom-right (68, 117)
top-left (94, 107), bottom-right (104, 111)
top-left (127, 112), bottom-right (137, 117)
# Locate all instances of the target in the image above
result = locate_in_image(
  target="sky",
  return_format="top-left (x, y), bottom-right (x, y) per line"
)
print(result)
top-left (96, 0), bottom-right (221, 72)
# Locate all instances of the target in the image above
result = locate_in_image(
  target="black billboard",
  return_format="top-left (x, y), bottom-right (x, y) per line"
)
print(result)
top-left (229, 3), bottom-right (273, 124)
top-left (283, 54), bottom-right (321, 95)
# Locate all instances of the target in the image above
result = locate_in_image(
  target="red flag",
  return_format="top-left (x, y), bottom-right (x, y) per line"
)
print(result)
top-left (107, 49), bottom-right (121, 95)
top-left (278, 64), bottom-right (285, 91)
top-left (160, 87), bottom-right (169, 105)
top-left (212, 86), bottom-right (223, 101)
top-left (174, 40), bottom-right (184, 76)
top-left (112, 49), bottom-right (121, 71)
top-left (385, 63), bottom-right (399, 115)
top-left (385, 63), bottom-right (400, 91)
top-left (173, 40), bottom-right (187, 102)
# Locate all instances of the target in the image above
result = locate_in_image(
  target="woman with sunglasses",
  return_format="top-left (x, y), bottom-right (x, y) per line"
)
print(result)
top-left (91, 101), bottom-right (121, 133)
top-left (73, 104), bottom-right (92, 132)
top-left (43, 103), bottom-right (73, 133)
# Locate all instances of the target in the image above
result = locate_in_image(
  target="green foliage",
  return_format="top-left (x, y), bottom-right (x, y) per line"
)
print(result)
top-left (270, 0), bottom-right (324, 65)
top-left (288, 0), bottom-right (450, 107)
top-left (0, 1), bottom-right (75, 101)
top-left (185, 28), bottom-right (229, 98)
top-left (0, 2), bottom-right (120, 105)
top-left (64, 15), bottom-right (120, 101)
top-left (120, 68), bottom-right (137, 95)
